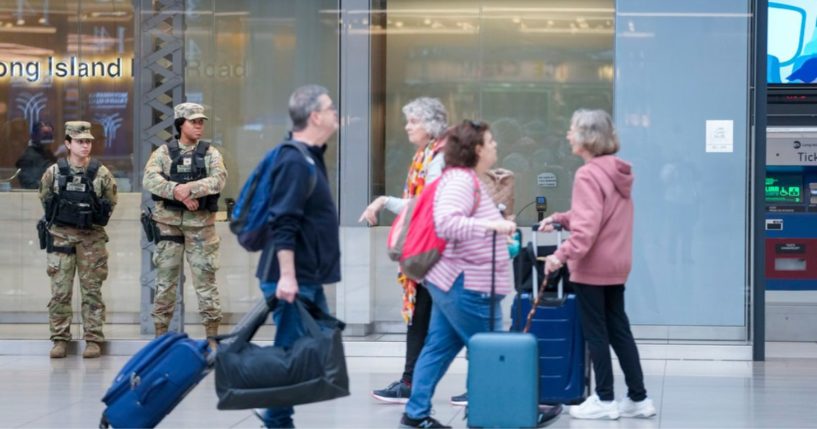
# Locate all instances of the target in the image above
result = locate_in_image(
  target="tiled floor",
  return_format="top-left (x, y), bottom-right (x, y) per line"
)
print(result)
top-left (1, 349), bottom-right (816, 428)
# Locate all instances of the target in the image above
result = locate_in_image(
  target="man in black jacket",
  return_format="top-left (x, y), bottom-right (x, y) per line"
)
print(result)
top-left (255, 85), bottom-right (340, 429)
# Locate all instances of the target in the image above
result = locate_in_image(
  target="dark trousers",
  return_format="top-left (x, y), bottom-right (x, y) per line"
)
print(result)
top-left (402, 283), bottom-right (432, 384)
top-left (573, 282), bottom-right (647, 402)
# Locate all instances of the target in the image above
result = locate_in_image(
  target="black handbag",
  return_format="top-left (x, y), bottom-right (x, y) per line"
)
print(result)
top-left (214, 298), bottom-right (350, 409)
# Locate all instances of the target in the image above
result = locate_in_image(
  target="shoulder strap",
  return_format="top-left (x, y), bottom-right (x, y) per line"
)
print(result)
top-left (57, 158), bottom-right (70, 176)
top-left (166, 140), bottom-right (180, 159)
top-left (437, 167), bottom-right (481, 216)
top-left (55, 159), bottom-right (69, 191)
top-left (467, 169), bottom-right (481, 215)
top-left (86, 159), bottom-right (101, 181)
top-left (280, 141), bottom-right (318, 197)
top-left (195, 141), bottom-right (210, 157)
top-left (194, 141), bottom-right (210, 171)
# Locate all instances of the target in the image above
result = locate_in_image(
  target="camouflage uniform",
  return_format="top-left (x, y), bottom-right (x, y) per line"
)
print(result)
top-left (143, 103), bottom-right (227, 331)
top-left (39, 123), bottom-right (118, 343)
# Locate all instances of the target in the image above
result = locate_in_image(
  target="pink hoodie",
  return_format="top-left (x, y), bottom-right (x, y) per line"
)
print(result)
top-left (552, 155), bottom-right (634, 286)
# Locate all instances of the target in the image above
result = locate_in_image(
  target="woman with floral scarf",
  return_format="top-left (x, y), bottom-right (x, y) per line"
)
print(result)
top-left (359, 97), bottom-right (448, 404)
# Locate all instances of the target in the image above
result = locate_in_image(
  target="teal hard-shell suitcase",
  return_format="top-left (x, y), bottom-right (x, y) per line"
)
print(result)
top-left (467, 332), bottom-right (540, 428)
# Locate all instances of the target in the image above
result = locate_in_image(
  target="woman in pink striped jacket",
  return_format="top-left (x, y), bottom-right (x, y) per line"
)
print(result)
top-left (400, 120), bottom-right (516, 429)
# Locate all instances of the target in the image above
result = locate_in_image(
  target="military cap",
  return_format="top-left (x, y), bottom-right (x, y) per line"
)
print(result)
top-left (174, 103), bottom-right (208, 120)
top-left (65, 121), bottom-right (94, 140)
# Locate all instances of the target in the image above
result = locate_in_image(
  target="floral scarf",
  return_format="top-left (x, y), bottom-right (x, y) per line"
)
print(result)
top-left (399, 139), bottom-right (444, 324)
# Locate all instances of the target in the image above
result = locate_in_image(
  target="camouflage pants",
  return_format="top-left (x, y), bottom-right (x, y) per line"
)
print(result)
top-left (46, 228), bottom-right (108, 342)
top-left (151, 223), bottom-right (222, 327)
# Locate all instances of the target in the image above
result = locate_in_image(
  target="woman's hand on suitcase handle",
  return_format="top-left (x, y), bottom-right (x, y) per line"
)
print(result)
top-left (536, 217), bottom-right (563, 232)
top-left (544, 254), bottom-right (563, 276)
top-left (485, 219), bottom-right (516, 235)
top-left (537, 216), bottom-right (554, 232)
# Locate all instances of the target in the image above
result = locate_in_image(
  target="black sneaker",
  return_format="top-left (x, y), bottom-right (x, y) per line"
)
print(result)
top-left (449, 392), bottom-right (467, 406)
top-left (371, 379), bottom-right (411, 404)
top-left (399, 413), bottom-right (451, 428)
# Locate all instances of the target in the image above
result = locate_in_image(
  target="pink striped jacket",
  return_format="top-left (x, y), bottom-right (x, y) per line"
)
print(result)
top-left (425, 168), bottom-right (512, 295)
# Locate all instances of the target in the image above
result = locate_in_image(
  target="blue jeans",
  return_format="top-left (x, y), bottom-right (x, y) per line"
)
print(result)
top-left (405, 274), bottom-right (504, 419)
top-left (257, 281), bottom-right (328, 429)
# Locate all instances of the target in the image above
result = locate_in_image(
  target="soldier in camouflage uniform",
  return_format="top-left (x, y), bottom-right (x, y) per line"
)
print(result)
top-left (40, 121), bottom-right (118, 359)
top-left (143, 103), bottom-right (226, 345)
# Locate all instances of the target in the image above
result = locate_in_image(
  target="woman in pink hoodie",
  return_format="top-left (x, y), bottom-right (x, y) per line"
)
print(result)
top-left (539, 109), bottom-right (656, 420)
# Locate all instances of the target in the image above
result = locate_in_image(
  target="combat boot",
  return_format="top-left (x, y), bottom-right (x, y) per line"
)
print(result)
top-left (49, 340), bottom-right (68, 358)
top-left (205, 322), bottom-right (219, 351)
top-left (154, 323), bottom-right (168, 338)
top-left (83, 341), bottom-right (102, 359)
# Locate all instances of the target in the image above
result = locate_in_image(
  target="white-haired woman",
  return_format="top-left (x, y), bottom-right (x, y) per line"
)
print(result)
top-left (359, 97), bottom-right (448, 403)
top-left (539, 109), bottom-right (655, 420)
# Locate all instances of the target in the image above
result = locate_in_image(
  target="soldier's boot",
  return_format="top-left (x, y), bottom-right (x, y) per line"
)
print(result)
top-left (49, 340), bottom-right (68, 359)
top-left (154, 323), bottom-right (168, 338)
top-left (205, 322), bottom-right (219, 352)
top-left (83, 341), bottom-right (102, 359)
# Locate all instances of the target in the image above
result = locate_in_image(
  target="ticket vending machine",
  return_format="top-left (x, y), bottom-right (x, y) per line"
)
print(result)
top-left (765, 127), bottom-right (817, 290)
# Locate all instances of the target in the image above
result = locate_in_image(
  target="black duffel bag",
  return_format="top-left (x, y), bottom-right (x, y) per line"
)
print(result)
top-left (214, 297), bottom-right (350, 409)
top-left (513, 241), bottom-right (571, 294)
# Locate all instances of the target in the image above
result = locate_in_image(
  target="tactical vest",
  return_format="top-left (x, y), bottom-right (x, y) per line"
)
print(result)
top-left (49, 159), bottom-right (112, 229)
top-left (152, 140), bottom-right (220, 212)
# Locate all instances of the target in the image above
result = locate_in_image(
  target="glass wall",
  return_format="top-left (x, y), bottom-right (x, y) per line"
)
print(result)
top-left (0, 0), bottom-right (135, 190)
top-left (183, 0), bottom-right (339, 202)
top-left (0, 0), bottom-right (137, 340)
top-left (615, 0), bottom-right (751, 335)
top-left (380, 0), bottom-right (614, 225)
top-left (0, 0), bottom-right (340, 340)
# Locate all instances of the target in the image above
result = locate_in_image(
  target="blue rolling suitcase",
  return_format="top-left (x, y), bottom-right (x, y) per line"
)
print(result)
top-left (512, 225), bottom-right (590, 406)
top-left (100, 299), bottom-right (270, 428)
top-left (100, 332), bottom-right (212, 428)
top-left (467, 232), bottom-right (541, 428)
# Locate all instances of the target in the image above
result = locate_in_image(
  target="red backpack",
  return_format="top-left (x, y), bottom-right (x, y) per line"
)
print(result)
top-left (387, 168), bottom-right (480, 281)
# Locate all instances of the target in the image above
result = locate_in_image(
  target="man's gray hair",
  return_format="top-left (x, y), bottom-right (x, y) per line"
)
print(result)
top-left (402, 97), bottom-right (448, 139)
top-left (570, 109), bottom-right (620, 156)
top-left (289, 85), bottom-right (329, 132)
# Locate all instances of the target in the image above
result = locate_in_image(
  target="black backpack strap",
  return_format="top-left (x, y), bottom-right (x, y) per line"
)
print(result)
top-left (85, 159), bottom-right (101, 181)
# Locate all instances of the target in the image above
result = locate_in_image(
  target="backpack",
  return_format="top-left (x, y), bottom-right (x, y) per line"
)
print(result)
top-left (230, 141), bottom-right (316, 251)
top-left (387, 168), bottom-right (480, 281)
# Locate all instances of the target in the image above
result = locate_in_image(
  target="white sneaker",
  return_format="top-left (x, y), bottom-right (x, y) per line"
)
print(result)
top-left (619, 397), bottom-right (657, 418)
top-left (568, 395), bottom-right (620, 420)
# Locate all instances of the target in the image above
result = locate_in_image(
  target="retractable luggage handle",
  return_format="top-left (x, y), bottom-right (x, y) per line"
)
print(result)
top-left (489, 231), bottom-right (497, 332)
top-left (530, 223), bottom-right (563, 301)
top-left (523, 223), bottom-right (563, 333)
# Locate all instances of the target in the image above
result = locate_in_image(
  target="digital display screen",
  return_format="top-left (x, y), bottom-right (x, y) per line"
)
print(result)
top-left (766, 175), bottom-right (803, 203)
top-left (769, 1), bottom-right (817, 84)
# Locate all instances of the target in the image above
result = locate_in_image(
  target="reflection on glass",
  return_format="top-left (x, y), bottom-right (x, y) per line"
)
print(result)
top-left (183, 0), bottom-right (339, 204)
top-left (0, 0), bottom-right (135, 191)
top-left (381, 0), bottom-right (613, 224)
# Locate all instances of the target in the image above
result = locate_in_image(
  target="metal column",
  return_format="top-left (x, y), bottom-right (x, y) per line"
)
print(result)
top-left (134, 0), bottom-right (186, 335)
